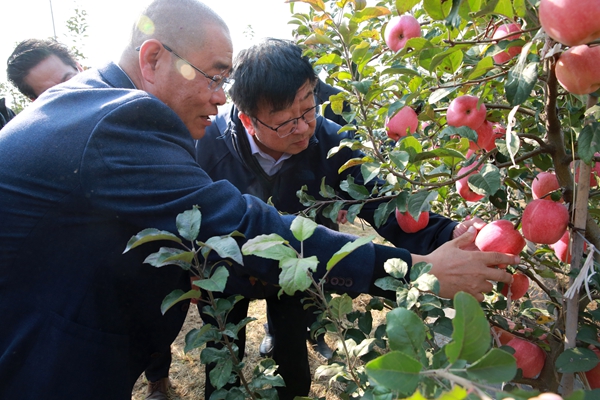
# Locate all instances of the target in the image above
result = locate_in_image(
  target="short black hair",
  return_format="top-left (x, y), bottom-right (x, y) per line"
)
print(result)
top-left (6, 39), bottom-right (78, 99)
top-left (229, 38), bottom-right (318, 117)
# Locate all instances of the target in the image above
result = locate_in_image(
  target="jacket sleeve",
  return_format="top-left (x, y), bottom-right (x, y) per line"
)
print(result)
top-left (81, 96), bottom-right (413, 294)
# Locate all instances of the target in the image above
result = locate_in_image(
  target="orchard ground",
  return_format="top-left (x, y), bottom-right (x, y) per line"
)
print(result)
top-left (132, 219), bottom-right (389, 399)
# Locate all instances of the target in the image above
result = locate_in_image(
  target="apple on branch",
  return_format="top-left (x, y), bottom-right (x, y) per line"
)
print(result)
top-left (455, 165), bottom-right (485, 202)
top-left (469, 120), bottom-right (496, 151)
top-left (384, 14), bottom-right (421, 52)
top-left (506, 337), bottom-right (546, 379)
top-left (446, 95), bottom-right (487, 131)
top-left (531, 171), bottom-right (562, 202)
top-left (585, 346), bottom-right (600, 389)
top-left (539, 0), bottom-right (600, 47)
top-left (555, 45), bottom-right (600, 95)
top-left (500, 272), bottom-right (529, 300)
top-left (475, 219), bottom-right (525, 268)
top-left (522, 199), bottom-right (569, 244)
top-left (386, 106), bottom-right (418, 140)
top-left (492, 23), bottom-right (522, 64)
top-left (395, 210), bottom-right (429, 233)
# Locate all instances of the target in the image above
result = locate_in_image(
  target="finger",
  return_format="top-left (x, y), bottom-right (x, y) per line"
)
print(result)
top-left (452, 226), bottom-right (478, 246)
top-left (482, 266), bottom-right (514, 284)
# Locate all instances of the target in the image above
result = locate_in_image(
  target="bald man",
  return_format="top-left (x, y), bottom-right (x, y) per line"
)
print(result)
top-left (0, 0), bottom-right (517, 399)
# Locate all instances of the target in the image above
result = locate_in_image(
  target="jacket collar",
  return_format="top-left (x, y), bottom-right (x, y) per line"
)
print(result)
top-left (97, 62), bottom-right (137, 90)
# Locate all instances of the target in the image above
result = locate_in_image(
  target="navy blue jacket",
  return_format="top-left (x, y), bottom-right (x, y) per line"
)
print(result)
top-left (0, 63), bottom-right (412, 399)
top-left (197, 105), bottom-right (457, 258)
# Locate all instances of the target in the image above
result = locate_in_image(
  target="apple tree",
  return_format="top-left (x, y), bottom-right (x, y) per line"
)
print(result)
top-left (283, 0), bottom-right (600, 397)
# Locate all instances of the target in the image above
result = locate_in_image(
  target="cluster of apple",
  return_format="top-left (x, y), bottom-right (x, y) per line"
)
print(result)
top-left (539, 0), bottom-right (600, 95)
top-left (492, 324), bottom-right (546, 379)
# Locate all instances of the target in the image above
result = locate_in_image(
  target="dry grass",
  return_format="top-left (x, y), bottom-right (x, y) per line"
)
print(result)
top-left (132, 220), bottom-right (388, 399)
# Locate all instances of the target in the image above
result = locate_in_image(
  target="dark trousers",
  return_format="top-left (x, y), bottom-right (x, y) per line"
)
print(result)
top-left (144, 347), bottom-right (172, 382)
top-left (199, 293), bottom-right (311, 400)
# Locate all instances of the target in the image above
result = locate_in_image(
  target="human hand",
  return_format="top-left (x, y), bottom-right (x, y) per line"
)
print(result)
top-left (452, 216), bottom-right (486, 250)
top-left (412, 226), bottom-right (518, 301)
top-left (337, 210), bottom-right (348, 224)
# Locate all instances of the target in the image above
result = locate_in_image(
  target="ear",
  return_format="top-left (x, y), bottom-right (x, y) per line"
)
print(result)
top-left (238, 111), bottom-right (257, 136)
top-left (138, 40), bottom-right (165, 85)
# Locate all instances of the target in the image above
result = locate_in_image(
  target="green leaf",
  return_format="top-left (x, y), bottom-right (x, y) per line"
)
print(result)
top-left (578, 122), bottom-right (600, 164)
top-left (203, 235), bottom-right (243, 265)
top-left (160, 288), bottom-right (200, 314)
top-left (184, 324), bottom-right (220, 352)
top-left (339, 175), bottom-right (370, 200)
top-left (468, 57), bottom-right (494, 80)
top-left (389, 150), bottom-right (410, 170)
top-left (468, 164), bottom-right (501, 195)
top-left (352, 6), bottom-right (391, 23)
top-left (413, 273), bottom-right (439, 294)
top-left (375, 276), bottom-right (405, 292)
top-left (428, 86), bottom-right (459, 104)
top-left (361, 162), bottom-right (381, 184)
top-left (210, 357), bottom-right (233, 389)
top-left (365, 351), bottom-right (422, 394)
top-left (423, 0), bottom-right (452, 20)
top-left (279, 256), bottom-right (318, 295)
top-left (384, 258), bottom-right (408, 279)
top-left (395, 0), bottom-right (420, 14)
top-left (291, 215), bottom-right (318, 242)
top-left (314, 53), bottom-right (344, 66)
top-left (305, 33), bottom-right (334, 46)
top-left (195, 265), bottom-right (229, 293)
top-left (386, 308), bottom-right (426, 359)
top-left (374, 200), bottom-right (395, 228)
top-left (413, 148), bottom-right (465, 163)
top-left (445, 292), bottom-right (491, 363)
top-left (144, 247), bottom-right (194, 269)
top-left (327, 235), bottom-right (375, 270)
top-left (320, 176), bottom-right (337, 198)
top-left (124, 228), bottom-right (182, 252)
top-left (513, 0), bottom-right (527, 17)
top-left (176, 206), bottom-right (201, 241)
top-left (242, 234), bottom-right (287, 255)
top-left (504, 42), bottom-right (537, 106)
top-left (445, 0), bottom-right (462, 28)
top-left (407, 191), bottom-right (438, 220)
top-left (466, 348), bottom-right (517, 383)
top-left (556, 347), bottom-right (599, 373)
top-left (330, 293), bottom-right (354, 320)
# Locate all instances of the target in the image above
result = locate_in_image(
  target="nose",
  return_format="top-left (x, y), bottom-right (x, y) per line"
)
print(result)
top-left (293, 116), bottom-right (312, 134)
top-left (211, 86), bottom-right (227, 105)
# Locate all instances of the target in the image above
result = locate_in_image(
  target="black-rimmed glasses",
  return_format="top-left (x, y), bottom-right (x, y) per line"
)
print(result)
top-left (160, 44), bottom-right (234, 92)
top-left (254, 105), bottom-right (319, 138)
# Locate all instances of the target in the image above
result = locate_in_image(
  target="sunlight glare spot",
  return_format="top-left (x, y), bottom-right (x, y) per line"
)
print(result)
top-left (137, 15), bottom-right (155, 35)
top-left (176, 61), bottom-right (196, 80)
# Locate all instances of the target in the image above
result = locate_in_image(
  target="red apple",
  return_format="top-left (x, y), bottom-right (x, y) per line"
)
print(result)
top-left (550, 230), bottom-right (587, 263)
top-left (395, 210), bottom-right (429, 233)
top-left (447, 95), bottom-right (487, 131)
top-left (573, 155), bottom-right (600, 187)
top-left (384, 14), bottom-right (421, 52)
top-left (556, 45), bottom-right (600, 95)
top-left (469, 120), bottom-right (496, 151)
top-left (455, 165), bottom-right (485, 202)
top-left (529, 393), bottom-right (564, 400)
top-left (491, 326), bottom-right (516, 346)
top-left (522, 199), bottom-right (569, 244)
top-left (492, 23), bottom-right (522, 64)
top-left (475, 220), bottom-right (525, 268)
top-left (532, 171), bottom-right (562, 202)
top-left (539, 0), bottom-right (600, 47)
top-left (506, 337), bottom-right (546, 378)
top-left (386, 106), bottom-right (418, 140)
top-left (492, 122), bottom-right (506, 139)
top-left (500, 272), bottom-right (529, 300)
top-left (585, 346), bottom-right (600, 389)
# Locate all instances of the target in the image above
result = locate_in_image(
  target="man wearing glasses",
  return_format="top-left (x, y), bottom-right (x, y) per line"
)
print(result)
top-left (194, 38), bottom-right (510, 399)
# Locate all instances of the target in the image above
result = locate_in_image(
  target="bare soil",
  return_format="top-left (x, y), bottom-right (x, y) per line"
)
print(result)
top-left (132, 220), bottom-right (386, 399)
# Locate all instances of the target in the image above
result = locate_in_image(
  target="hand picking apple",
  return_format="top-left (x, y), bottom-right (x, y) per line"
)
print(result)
top-left (412, 226), bottom-right (518, 301)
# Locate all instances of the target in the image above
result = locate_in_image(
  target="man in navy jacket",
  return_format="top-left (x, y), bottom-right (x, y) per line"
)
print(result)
top-left (194, 38), bottom-right (516, 399)
top-left (0, 1), bottom-right (516, 399)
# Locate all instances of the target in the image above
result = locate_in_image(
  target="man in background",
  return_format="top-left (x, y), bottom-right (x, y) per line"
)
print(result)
top-left (0, 98), bottom-right (15, 129)
top-left (195, 38), bottom-right (504, 399)
top-left (6, 38), bottom-right (82, 100)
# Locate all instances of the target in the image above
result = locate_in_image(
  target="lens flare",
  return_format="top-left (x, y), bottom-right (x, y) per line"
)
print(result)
top-left (176, 60), bottom-right (196, 80)
top-left (137, 15), bottom-right (155, 35)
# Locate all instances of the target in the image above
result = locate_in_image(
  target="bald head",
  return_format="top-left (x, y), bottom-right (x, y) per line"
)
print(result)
top-left (121, 0), bottom-right (229, 64)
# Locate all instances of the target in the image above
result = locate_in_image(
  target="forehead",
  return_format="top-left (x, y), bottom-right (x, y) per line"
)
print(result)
top-left (261, 81), bottom-right (316, 117)
top-left (24, 54), bottom-right (77, 95)
top-left (187, 25), bottom-right (233, 72)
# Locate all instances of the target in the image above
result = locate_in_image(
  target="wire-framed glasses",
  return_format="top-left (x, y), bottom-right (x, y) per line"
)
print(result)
top-left (253, 105), bottom-right (318, 138)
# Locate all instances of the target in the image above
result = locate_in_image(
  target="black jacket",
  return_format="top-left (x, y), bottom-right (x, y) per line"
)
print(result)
top-left (197, 105), bottom-right (457, 256)
top-left (0, 98), bottom-right (15, 130)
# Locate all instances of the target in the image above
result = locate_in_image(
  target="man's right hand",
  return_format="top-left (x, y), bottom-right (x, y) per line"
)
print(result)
top-left (412, 226), bottom-right (518, 301)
